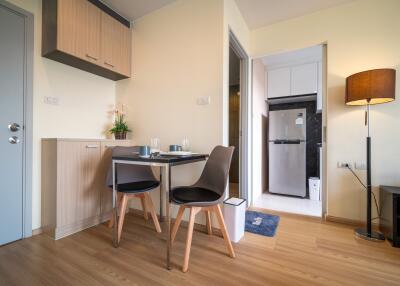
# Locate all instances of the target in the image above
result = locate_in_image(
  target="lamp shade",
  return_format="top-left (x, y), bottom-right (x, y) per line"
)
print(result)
top-left (346, 69), bottom-right (396, 105)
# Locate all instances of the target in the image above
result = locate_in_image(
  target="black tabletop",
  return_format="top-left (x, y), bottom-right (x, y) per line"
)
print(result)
top-left (112, 153), bottom-right (208, 165)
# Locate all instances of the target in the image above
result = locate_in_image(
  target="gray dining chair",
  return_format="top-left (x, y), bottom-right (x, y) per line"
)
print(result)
top-left (170, 145), bottom-right (235, 272)
top-left (106, 146), bottom-right (161, 243)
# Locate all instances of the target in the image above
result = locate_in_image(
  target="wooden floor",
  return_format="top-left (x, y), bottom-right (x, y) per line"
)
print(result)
top-left (1, 210), bottom-right (400, 286)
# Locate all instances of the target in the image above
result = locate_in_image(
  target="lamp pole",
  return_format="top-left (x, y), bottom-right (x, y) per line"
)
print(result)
top-left (355, 101), bottom-right (384, 241)
top-left (366, 103), bottom-right (371, 235)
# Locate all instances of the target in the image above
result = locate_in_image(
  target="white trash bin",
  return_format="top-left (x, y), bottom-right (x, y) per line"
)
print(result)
top-left (309, 177), bottom-right (320, 201)
top-left (223, 197), bottom-right (246, 243)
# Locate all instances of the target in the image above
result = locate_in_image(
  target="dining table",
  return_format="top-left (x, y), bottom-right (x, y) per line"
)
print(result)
top-left (111, 152), bottom-right (209, 270)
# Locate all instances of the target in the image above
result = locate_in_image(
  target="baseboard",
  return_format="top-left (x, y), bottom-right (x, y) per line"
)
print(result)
top-left (325, 215), bottom-right (379, 228)
top-left (128, 207), bottom-right (223, 237)
top-left (32, 227), bottom-right (43, 236)
top-left (51, 216), bottom-right (102, 240)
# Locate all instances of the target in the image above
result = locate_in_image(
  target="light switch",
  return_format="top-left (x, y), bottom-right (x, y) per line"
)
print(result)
top-left (44, 96), bottom-right (59, 105)
top-left (196, 96), bottom-right (211, 106)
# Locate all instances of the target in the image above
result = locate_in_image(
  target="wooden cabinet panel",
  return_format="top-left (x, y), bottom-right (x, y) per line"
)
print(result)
top-left (57, 141), bottom-right (101, 227)
top-left (81, 142), bottom-right (102, 220)
top-left (101, 12), bottom-right (116, 71)
top-left (57, 0), bottom-right (79, 55)
top-left (86, 2), bottom-right (102, 63)
top-left (42, 0), bottom-right (131, 81)
top-left (101, 11), bottom-right (131, 77)
top-left (75, 1), bottom-right (101, 63)
top-left (118, 24), bottom-right (132, 77)
top-left (41, 139), bottom-right (132, 239)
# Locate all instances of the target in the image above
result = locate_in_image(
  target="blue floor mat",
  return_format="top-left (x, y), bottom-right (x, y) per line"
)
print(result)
top-left (245, 211), bottom-right (280, 237)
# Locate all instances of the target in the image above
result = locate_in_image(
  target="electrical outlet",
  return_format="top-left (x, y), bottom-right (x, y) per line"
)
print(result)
top-left (355, 162), bottom-right (367, 170)
top-left (337, 162), bottom-right (351, 168)
top-left (44, 96), bottom-right (59, 105)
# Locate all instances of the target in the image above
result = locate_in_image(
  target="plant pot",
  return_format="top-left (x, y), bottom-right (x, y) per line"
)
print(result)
top-left (114, 131), bottom-right (127, 140)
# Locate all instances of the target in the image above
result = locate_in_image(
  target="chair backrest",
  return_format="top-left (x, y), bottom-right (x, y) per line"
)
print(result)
top-left (193, 145), bottom-right (234, 197)
top-left (106, 146), bottom-right (157, 186)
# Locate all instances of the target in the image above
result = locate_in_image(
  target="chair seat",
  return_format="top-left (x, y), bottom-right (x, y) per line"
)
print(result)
top-left (111, 180), bottom-right (160, 193)
top-left (171, 187), bottom-right (220, 204)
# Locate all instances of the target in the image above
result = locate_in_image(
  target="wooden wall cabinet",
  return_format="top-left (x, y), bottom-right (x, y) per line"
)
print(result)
top-left (41, 139), bottom-right (132, 239)
top-left (42, 0), bottom-right (131, 81)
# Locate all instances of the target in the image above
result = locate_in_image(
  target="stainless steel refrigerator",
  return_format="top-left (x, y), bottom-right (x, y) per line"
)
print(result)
top-left (268, 108), bottom-right (306, 197)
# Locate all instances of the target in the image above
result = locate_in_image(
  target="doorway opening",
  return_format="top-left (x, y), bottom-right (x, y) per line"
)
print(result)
top-left (251, 44), bottom-right (327, 217)
top-left (228, 31), bottom-right (250, 202)
top-left (229, 46), bottom-right (240, 197)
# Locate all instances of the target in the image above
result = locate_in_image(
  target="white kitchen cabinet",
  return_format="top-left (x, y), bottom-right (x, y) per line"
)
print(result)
top-left (290, 62), bottom-right (318, 96)
top-left (267, 67), bottom-right (291, 99)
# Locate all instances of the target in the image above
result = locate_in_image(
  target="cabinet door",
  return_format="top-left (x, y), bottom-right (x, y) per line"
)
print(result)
top-left (116, 23), bottom-right (131, 77)
top-left (57, 141), bottom-right (101, 227)
top-left (75, 1), bottom-right (101, 63)
top-left (291, 62), bottom-right (318, 96)
top-left (101, 12), bottom-right (131, 76)
top-left (101, 12), bottom-right (118, 71)
top-left (267, 67), bottom-right (291, 98)
top-left (57, 0), bottom-right (80, 55)
top-left (81, 142), bottom-right (102, 221)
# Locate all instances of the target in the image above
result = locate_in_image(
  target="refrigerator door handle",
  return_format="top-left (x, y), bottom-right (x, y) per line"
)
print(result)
top-left (273, 139), bottom-right (302, 144)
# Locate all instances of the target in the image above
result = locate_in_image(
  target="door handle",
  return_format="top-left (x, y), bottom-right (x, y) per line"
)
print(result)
top-left (8, 123), bottom-right (20, 132)
top-left (86, 145), bottom-right (99, 149)
top-left (9, 136), bottom-right (20, 144)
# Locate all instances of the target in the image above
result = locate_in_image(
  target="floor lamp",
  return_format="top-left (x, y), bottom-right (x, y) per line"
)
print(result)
top-left (345, 68), bottom-right (396, 241)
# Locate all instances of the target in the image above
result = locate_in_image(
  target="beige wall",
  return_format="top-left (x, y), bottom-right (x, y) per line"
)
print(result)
top-left (251, 0), bottom-right (400, 221)
top-left (252, 59), bottom-right (267, 202)
top-left (7, 0), bottom-right (116, 230)
top-left (116, 0), bottom-right (225, 222)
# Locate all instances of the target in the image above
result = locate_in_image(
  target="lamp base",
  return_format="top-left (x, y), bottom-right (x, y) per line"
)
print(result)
top-left (355, 228), bottom-right (385, 242)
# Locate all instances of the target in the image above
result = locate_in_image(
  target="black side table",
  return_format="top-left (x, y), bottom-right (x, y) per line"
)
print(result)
top-left (379, 185), bottom-right (400, 247)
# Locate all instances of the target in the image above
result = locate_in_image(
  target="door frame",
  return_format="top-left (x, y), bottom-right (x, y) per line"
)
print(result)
top-left (0, 0), bottom-right (34, 238)
top-left (229, 30), bottom-right (250, 205)
top-left (250, 43), bottom-right (328, 218)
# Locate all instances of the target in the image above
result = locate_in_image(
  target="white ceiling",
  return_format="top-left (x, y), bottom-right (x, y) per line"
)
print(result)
top-left (102, 0), bottom-right (354, 29)
top-left (101, 0), bottom-right (176, 22)
top-left (234, 0), bottom-right (354, 29)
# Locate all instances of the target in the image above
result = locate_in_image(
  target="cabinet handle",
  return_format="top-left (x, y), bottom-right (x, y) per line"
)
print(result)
top-left (86, 145), bottom-right (99, 149)
top-left (104, 62), bottom-right (114, 68)
top-left (86, 54), bottom-right (98, 61)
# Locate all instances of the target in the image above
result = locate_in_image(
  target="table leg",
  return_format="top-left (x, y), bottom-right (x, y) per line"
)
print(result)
top-left (112, 161), bottom-right (119, 247)
top-left (165, 165), bottom-right (171, 270)
top-left (159, 166), bottom-right (164, 222)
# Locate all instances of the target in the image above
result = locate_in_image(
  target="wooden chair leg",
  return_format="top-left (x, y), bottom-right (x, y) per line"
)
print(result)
top-left (139, 194), bottom-right (149, 220)
top-left (117, 194), bottom-right (129, 243)
top-left (183, 207), bottom-right (199, 273)
top-left (214, 205), bottom-right (235, 258)
top-left (108, 193), bottom-right (122, 228)
top-left (171, 206), bottom-right (185, 243)
top-left (205, 210), bottom-right (212, 235)
top-left (144, 192), bottom-right (162, 233)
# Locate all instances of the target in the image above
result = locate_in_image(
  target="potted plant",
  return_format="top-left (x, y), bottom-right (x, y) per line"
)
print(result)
top-left (109, 105), bottom-right (131, 140)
